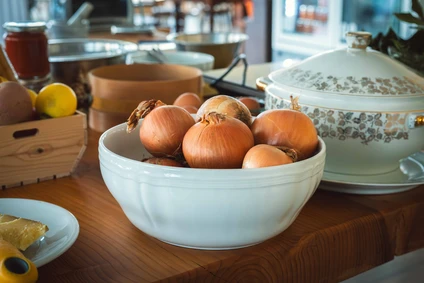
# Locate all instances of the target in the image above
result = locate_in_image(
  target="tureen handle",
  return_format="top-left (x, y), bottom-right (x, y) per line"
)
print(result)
top-left (408, 113), bottom-right (424, 128)
top-left (256, 76), bottom-right (272, 92)
top-left (346, 32), bottom-right (372, 49)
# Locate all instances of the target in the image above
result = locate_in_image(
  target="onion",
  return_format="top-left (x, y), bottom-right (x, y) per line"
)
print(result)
top-left (238, 97), bottom-right (261, 116)
top-left (126, 99), bottom-right (166, 133)
top-left (197, 95), bottom-right (252, 127)
top-left (251, 105), bottom-right (318, 160)
top-left (142, 157), bottom-right (184, 167)
top-left (242, 144), bottom-right (295, 169)
top-left (182, 112), bottom-right (254, 169)
top-left (173, 92), bottom-right (202, 109)
top-left (138, 105), bottom-right (195, 157)
top-left (180, 105), bottom-right (198, 114)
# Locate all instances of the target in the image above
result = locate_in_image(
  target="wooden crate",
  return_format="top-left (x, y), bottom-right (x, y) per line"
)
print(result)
top-left (0, 111), bottom-right (87, 189)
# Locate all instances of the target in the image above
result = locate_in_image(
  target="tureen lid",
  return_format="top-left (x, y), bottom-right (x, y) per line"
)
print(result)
top-left (268, 32), bottom-right (424, 112)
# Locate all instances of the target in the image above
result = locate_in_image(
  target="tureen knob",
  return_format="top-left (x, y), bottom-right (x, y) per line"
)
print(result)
top-left (346, 31), bottom-right (372, 49)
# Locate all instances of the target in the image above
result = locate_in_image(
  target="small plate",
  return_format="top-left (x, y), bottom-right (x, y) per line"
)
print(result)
top-left (319, 152), bottom-right (424, 195)
top-left (0, 198), bottom-right (79, 267)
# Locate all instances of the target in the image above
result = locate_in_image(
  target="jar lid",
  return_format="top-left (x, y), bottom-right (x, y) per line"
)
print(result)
top-left (267, 32), bottom-right (424, 112)
top-left (3, 21), bottom-right (47, 32)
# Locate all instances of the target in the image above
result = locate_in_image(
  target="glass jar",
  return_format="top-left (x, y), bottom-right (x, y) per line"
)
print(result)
top-left (3, 22), bottom-right (50, 81)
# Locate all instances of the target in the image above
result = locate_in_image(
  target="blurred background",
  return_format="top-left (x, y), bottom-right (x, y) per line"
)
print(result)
top-left (0, 0), bottom-right (421, 65)
top-left (272, 0), bottom-right (418, 61)
top-left (0, 4), bottom-right (423, 280)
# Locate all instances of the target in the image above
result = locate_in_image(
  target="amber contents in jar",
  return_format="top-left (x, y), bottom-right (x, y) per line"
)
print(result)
top-left (3, 22), bottom-right (50, 80)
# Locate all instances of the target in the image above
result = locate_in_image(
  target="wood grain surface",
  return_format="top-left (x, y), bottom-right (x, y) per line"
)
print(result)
top-left (0, 112), bottom-right (87, 189)
top-left (0, 129), bottom-right (423, 283)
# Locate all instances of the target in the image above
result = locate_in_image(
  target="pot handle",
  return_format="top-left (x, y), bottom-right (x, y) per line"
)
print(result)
top-left (256, 76), bottom-right (272, 92)
top-left (210, 53), bottom-right (248, 88)
top-left (408, 113), bottom-right (424, 128)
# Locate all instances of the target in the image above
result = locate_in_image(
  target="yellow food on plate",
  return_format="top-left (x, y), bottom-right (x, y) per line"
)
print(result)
top-left (35, 83), bottom-right (77, 118)
top-left (0, 76), bottom-right (8, 83)
top-left (0, 214), bottom-right (49, 251)
top-left (0, 239), bottom-right (38, 283)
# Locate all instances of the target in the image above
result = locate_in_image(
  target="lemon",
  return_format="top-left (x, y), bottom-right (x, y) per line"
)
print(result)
top-left (0, 76), bottom-right (8, 83)
top-left (27, 89), bottom-right (37, 107)
top-left (35, 83), bottom-right (77, 118)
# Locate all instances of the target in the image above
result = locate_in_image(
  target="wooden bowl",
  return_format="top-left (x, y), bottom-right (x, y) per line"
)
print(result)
top-left (88, 108), bottom-right (128, 134)
top-left (88, 64), bottom-right (203, 132)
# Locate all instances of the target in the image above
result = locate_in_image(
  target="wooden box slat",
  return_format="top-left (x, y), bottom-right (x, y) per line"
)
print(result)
top-left (0, 111), bottom-right (87, 189)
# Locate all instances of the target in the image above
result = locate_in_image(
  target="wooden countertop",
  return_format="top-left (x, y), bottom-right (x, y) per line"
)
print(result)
top-left (1, 128), bottom-right (423, 283)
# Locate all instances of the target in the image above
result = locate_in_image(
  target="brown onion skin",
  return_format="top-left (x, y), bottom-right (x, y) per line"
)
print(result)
top-left (242, 144), bottom-right (293, 169)
top-left (182, 112), bottom-right (254, 169)
top-left (173, 92), bottom-right (202, 109)
top-left (251, 109), bottom-right (318, 160)
top-left (142, 157), bottom-right (184, 167)
top-left (179, 104), bottom-right (198, 114)
top-left (197, 95), bottom-right (252, 127)
top-left (238, 97), bottom-right (261, 116)
top-left (140, 105), bottom-right (195, 157)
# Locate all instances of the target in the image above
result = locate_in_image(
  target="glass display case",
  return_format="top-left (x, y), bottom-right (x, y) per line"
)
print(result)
top-left (272, 0), bottom-right (414, 61)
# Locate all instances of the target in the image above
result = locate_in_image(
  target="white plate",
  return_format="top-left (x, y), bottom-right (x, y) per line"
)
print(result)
top-left (0, 198), bottom-right (79, 267)
top-left (319, 152), bottom-right (424, 195)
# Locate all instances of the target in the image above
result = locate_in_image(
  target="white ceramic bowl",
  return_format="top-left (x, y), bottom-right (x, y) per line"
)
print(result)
top-left (126, 50), bottom-right (215, 72)
top-left (99, 122), bottom-right (326, 250)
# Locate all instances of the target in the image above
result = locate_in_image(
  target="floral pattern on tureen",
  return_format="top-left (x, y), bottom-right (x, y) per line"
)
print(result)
top-left (275, 67), bottom-right (424, 96)
top-left (266, 94), bottom-right (409, 145)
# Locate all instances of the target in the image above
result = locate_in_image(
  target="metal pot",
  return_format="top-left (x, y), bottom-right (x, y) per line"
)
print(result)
top-left (48, 38), bottom-right (138, 110)
top-left (167, 32), bottom-right (248, 69)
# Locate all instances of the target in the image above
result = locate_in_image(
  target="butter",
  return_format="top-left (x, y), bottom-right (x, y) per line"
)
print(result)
top-left (0, 214), bottom-right (48, 251)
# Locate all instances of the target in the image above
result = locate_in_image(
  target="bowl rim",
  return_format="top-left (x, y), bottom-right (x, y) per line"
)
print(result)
top-left (167, 32), bottom-right (249, 47)
top-left (99, 122), bottom-right (326, 175)
top-left (48, 38), bottom-right (139, 63)
top-left (88, 63), bottom-right (203, 84)
top-left (129, 50), bottom-right (215, 64)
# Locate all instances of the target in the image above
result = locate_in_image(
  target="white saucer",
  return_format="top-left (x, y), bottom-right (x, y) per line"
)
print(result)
top-left (0, 198), bottom-right (79, 267)
top-left (319, 152), bottom-right (424, 195)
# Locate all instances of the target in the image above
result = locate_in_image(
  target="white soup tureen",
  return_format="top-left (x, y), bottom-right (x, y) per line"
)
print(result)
top-left (263, 32), bottom-right (424, 176)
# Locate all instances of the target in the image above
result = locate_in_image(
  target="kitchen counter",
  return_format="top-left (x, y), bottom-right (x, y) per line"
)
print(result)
top-left (1, 127), bottom-right (423, 282)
